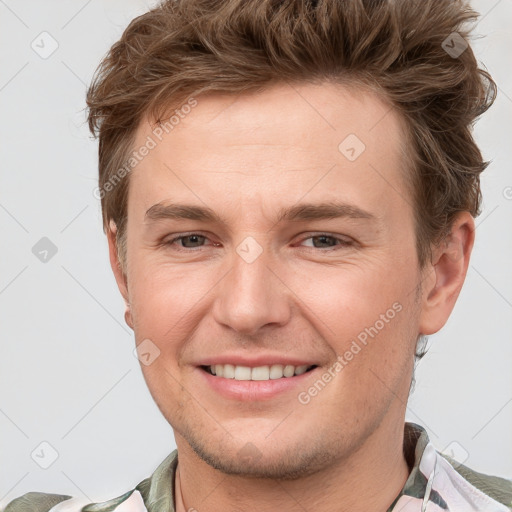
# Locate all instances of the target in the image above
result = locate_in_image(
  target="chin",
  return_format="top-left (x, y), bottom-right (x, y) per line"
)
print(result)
top-left (176, 421), bottom-right (343, 480)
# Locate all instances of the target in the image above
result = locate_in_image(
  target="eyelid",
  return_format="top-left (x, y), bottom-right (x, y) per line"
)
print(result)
top-left (297, 232), bottom-right (353, 245)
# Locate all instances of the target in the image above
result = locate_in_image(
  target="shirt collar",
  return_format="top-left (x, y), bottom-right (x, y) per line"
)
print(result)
top-left (135, 450), bottom-right (179, 512)
top-left (387, 421), bottom-right (434, 511)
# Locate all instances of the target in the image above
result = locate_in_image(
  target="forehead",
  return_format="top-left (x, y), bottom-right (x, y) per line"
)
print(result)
top-left (127, 81), bottom-right (411, 225)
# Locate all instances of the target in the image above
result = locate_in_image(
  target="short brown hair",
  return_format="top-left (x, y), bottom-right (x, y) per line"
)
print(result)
top-left (86, 0), bottom-right (496, 274)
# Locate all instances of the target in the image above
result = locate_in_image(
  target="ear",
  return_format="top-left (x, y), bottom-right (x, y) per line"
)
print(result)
top-left (107, 220), bottom-right (133, 329)
top-left (418, 211), bottom-right (475, 335)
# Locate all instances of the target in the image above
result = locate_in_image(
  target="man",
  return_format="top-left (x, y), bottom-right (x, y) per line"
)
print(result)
top-left (5, 0), bottom-right (511, 511)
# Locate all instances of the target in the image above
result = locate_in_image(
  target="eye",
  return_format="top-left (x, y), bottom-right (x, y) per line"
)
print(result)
top-left (166, 233), bottom-right (213, 250)
top-left (298, 234), bottom-right (353, 250)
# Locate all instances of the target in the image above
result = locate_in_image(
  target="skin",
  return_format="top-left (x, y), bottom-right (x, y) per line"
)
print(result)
top-left (107, 81), bottom-right (474, 512)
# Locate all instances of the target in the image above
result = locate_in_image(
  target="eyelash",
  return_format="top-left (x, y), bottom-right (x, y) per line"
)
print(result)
top-left (164, 232), bottom-right (353, 252)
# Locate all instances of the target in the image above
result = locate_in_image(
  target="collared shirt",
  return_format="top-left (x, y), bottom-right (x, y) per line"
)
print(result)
top-left (5, 422), bottom-right (512, 512)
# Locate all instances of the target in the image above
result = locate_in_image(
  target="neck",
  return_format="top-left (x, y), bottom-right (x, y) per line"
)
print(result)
top-left (174, 417), bottom-right (411, 512)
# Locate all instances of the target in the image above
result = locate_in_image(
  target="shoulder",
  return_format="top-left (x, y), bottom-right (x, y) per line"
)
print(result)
top-left (439, 452), bottom-right (512, 511)
top-left (2, 450), bottom-right (179, 512)
top-left (3, 489), bottom-right (147, 512)
top-left (3, 492), bottom-right (73, 512)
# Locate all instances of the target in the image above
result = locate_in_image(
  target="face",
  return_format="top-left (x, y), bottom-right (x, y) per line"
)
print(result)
top-left (112, 82), bottom-right (431, 479)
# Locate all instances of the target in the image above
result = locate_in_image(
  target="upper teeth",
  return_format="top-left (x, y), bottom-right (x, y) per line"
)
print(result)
top-left (208, 364), bottom-right (313, 380)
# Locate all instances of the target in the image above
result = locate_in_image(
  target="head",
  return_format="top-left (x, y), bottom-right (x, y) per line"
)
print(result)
top-left (86, 0), bottom-right (495, 479)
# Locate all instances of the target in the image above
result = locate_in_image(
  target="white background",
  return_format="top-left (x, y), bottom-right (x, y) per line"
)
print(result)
top-left (1, 0), bottom-right (511, 507)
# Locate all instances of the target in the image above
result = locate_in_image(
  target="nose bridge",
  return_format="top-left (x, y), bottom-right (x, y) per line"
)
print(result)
top-left (213, 235), bottom-right (290, 335)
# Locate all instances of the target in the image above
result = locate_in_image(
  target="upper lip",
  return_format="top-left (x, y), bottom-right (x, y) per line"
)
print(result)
top-left (196, 354), bottom-right (319, 368)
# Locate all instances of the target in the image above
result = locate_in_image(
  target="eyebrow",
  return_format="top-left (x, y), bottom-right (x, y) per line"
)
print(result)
top-left (144, 201), bottom-right (376, 225)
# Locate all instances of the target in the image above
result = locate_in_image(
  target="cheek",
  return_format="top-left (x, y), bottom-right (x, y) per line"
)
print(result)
top-left (130, 259), bottom-right (211, 323)
top-left (139, 360), bottom-right (187, 421)
top-left (323, 304), bottom-right (417, 417)
top-left (305, 262), bottom-right (419, 380)
top-left (293, 259), bottom-right (412, 334)
top-left (128, 260), bottom-right (224, 382)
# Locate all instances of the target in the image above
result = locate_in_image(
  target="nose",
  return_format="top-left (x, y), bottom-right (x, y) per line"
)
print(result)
top-left (212, 241), bottom-right (291, 336)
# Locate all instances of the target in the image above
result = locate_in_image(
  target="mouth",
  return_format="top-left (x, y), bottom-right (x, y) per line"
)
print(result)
top-left (200, 364), bottom-right (318, 381)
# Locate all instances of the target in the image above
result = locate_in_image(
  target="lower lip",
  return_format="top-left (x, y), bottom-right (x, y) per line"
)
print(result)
top-left (197, 366), bottom-right (318, 401)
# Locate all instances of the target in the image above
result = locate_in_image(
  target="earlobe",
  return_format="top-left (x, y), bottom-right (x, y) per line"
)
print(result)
top-left (107, 221), bottom-right (133, 329)
top-left (124, 303), bottom-right (133, 330)
top-left (418, 212), bottom-right (475, 335)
